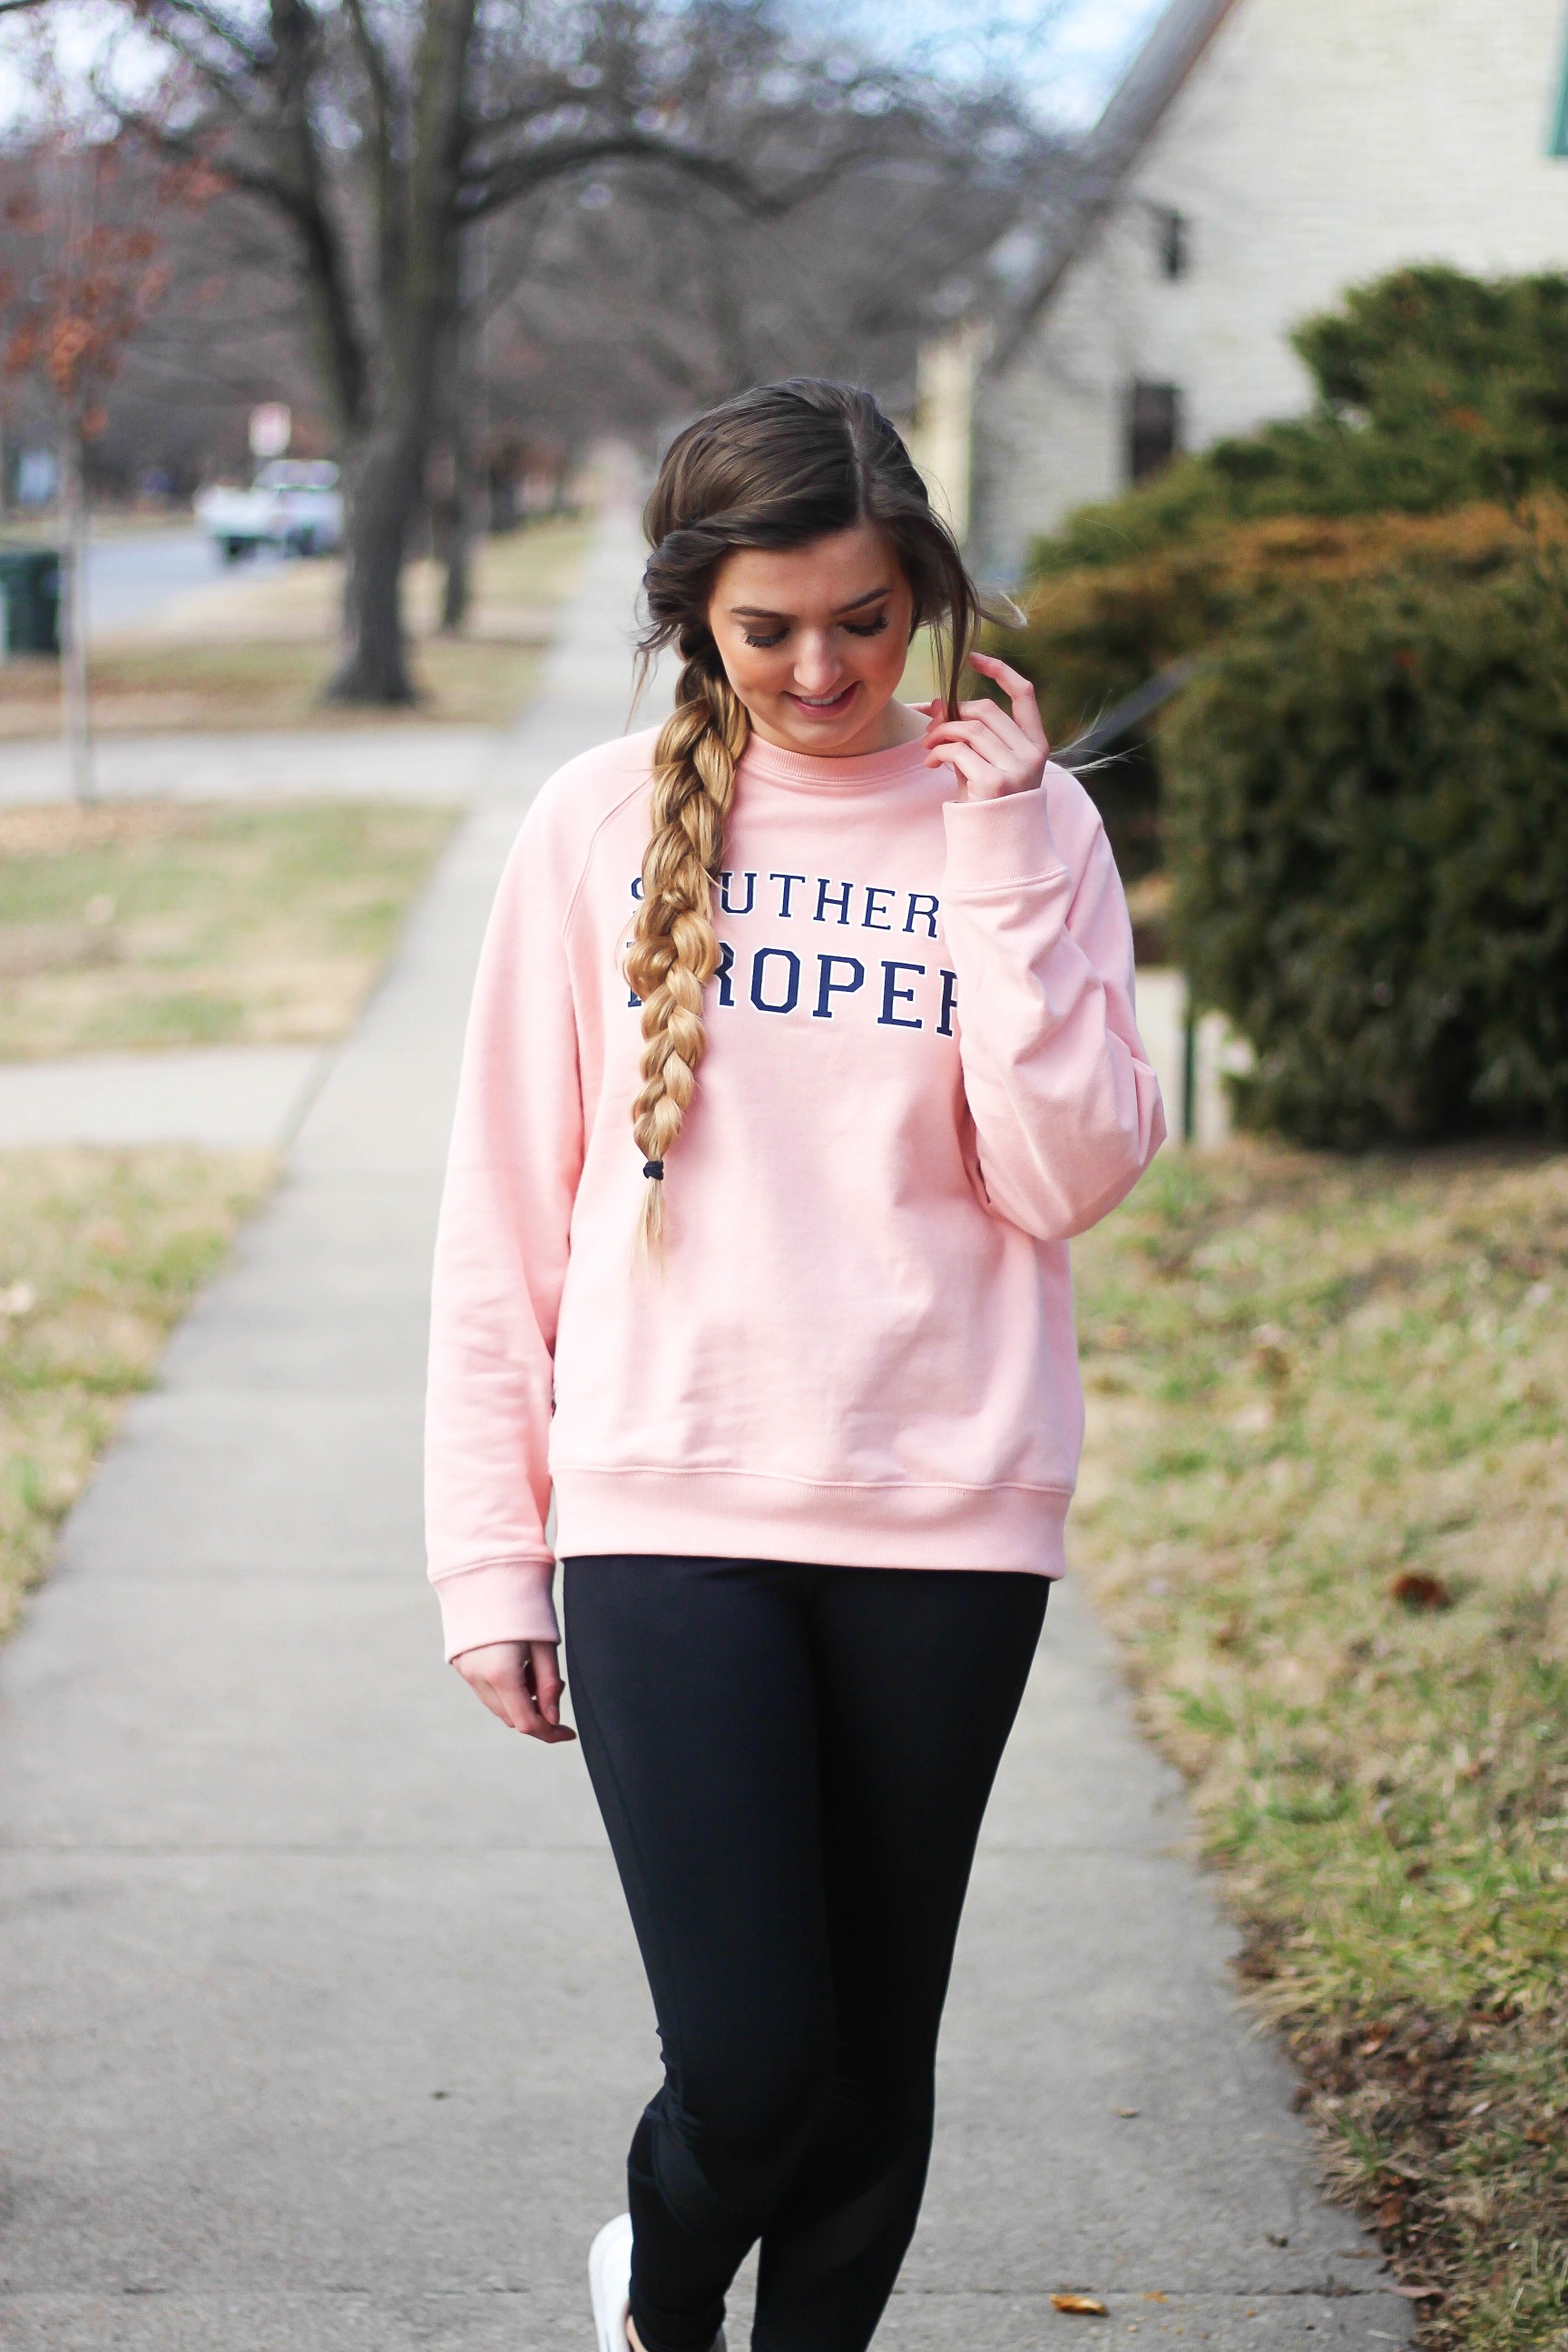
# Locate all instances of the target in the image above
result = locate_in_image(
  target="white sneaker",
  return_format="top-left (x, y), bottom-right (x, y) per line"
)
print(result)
top-left (587, 2211), bottom-right (726, 2352)
top-left (589, 2212), bottom-right (634, 2352)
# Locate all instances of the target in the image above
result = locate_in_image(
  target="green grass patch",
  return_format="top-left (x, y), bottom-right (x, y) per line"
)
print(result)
top-left (0, 1146), bottom-right (273, 1642)
top-left (1073, 1142), bottom-right (1568, 2349)
top-left (0, 799), bottom-right (456, 1058)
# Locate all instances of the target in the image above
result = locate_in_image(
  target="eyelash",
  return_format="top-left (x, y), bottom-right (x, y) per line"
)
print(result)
top-left (742, 613), bottom-right (891, 649)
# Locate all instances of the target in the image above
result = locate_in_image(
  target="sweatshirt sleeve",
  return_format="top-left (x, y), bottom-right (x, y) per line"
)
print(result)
top-left (940, 770), bottom-right (1165, 1243)
top-left (424, 802), bottom-right (585, 1660)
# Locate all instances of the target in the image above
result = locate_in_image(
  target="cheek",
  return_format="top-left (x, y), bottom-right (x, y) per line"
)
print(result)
top-left (855, 622), bottom-right (909, 683)
top-left (711, 624), bottom-right (779, 695)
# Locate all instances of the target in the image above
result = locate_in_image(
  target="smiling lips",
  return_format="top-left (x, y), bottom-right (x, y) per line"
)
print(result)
top-left (786, 683), bottom-right (858, 716)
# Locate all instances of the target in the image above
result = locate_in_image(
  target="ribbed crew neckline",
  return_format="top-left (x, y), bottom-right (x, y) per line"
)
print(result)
top-left (738, 725), bottom-right (934, 794)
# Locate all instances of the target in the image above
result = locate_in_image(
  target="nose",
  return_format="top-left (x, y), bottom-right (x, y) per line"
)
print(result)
top-left (791, 631), bottom-right (843, 694)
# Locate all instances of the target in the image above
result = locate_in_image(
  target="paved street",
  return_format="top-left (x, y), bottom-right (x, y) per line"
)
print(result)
top-left (0, 508), bottom-right (1410, 2350)
top-left (83, 530), bottom-right (283, 642)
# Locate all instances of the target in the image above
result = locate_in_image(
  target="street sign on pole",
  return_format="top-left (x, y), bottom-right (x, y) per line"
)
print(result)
top-left (249, 404), bottom-right (291, 459)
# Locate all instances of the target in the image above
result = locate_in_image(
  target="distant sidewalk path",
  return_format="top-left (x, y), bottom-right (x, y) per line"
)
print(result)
top-left (0, 505), bottom-right (1409, 2350)
top-left (0, 1043), bottom-right (328, 1148)
top-left (0, 721), bottom-right (500, 808)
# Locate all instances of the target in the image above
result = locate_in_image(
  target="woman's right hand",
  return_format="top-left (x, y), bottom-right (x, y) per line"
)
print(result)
top-left (452, 1640), bottom-right (577, 1743)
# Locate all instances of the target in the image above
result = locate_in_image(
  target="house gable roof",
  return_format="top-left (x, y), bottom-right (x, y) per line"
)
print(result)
top-left (994, 0), bottom-right (1240, 367)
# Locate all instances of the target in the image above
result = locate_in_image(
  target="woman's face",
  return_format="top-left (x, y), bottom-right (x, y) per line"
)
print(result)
top-left (707, 523), bottom-right (918, 758)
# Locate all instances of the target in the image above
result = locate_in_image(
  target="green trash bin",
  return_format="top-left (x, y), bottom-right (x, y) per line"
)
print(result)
top-left (0, 545), bottom-right (62, 656)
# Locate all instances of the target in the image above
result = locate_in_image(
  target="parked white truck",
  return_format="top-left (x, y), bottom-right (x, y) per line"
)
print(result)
top-left (195, 459), bottom-right (345, 562)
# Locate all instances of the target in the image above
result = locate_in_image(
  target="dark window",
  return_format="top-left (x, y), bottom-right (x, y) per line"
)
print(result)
top-left (1127, 381), bottom-right (1183, 485)
top-left (1152, 205), bottom-right (1189, 279)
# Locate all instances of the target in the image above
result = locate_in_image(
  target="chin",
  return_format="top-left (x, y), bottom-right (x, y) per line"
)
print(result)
top-left (771, 686), bottom-right (878, 750)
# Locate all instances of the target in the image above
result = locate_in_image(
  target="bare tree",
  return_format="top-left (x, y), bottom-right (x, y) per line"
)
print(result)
top-left (100, 0), bottom-right (1008, 705)
top-left (479, 120), bottom-right (1055, 446)
top-left (0, 126), bottom-right (184, 798)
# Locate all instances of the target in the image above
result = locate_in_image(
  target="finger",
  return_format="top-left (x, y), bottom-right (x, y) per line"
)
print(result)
top-left (925, 739), bottom-right (1005, 789)
top-left (528, 1640), bottom-right (565, 1728)
top-left (517, 1653), bottom-right (576, 1742)
top-left (478, 1664), bottom-right (543, 1736)
top-left (466, 1673), bottom-right (523, 1730)
top-left (924, 709), bottom-right (1035, 762)
top-left (967, 652), bottom-right (1049, 748)
top-left (924, 697), bottom-right (999, 720)
top-left (504, 1677), bottom-right (576, 1743)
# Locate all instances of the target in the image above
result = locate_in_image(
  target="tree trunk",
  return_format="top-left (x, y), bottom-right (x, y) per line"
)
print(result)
top-left (59, 417), bottom-right (94, 805)
top-left (325, 0), bottom-right (476, 703)
top-left (436, 377), bottom-right (476, 632)
top-left (437, 469), bottom-right (473, 632)
top-left (438, 220), bottom-right (485, 632)
top-left (328, 417), bottom-right (425, 704)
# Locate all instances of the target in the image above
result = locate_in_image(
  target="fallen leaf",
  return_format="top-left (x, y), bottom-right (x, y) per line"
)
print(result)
top-left (1053, 2294), bottom-right (1110, 2317)
top-left (1389, 1571), bottom-right (1451, 1611)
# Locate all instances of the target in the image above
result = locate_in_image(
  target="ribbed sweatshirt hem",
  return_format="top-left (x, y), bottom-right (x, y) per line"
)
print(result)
top-left (551, 1465), bottom-right (1071, 1577)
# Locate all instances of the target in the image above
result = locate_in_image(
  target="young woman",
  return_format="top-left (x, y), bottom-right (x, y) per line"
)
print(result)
top-left (425, 378), bottom-right (1164, 2352)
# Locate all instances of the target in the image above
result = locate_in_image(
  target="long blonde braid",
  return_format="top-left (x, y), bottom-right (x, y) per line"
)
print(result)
top-left (624, 661), bottom-right (750, 1251)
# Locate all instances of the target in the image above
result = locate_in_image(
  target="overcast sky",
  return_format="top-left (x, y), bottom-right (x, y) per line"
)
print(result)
top-left (0, 0), bottom-right (1169, 136)
top-left (806, 0), bottom-right (1169, 123)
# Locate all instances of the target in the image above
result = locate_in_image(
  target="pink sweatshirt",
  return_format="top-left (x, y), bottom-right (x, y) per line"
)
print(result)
top-left (425, 724), bottom-right (1165, 1659)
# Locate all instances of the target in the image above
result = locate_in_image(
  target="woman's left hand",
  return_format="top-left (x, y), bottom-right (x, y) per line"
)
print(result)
top-left (916, 652), bottom-right (1050, 801)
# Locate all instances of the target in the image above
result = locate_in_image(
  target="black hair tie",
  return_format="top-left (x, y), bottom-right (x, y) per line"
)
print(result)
top-left (642, 1159), bottom-right (665, 1181)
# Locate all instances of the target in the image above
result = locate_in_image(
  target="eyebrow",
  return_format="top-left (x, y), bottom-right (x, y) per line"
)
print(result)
top-left (727, 585), bottom-right (893, 620)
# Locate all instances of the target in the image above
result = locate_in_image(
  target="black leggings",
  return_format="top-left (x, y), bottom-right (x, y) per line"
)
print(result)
top-left (561, 1554), bottom-right (1049, 2352)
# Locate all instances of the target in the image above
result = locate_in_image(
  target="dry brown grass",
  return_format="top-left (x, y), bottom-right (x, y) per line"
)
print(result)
top-left (0, 799), bottom-right (456, 1056)
top-left (0, 514), bottom-right (593, 736)
top-left (1072, 1142), bottom-right (1568, 2350)
top-left (0, 1146), bottom-right (273, 1642)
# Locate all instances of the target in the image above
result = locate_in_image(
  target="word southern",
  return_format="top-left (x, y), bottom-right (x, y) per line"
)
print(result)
top-left (628, 869), bottom-right (959, 1034)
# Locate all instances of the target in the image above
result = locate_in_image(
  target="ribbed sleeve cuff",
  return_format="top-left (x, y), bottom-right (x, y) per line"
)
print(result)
top-left (434, 1556), bottom-right (560, 1661)
top-left (942, 784), bottom-right (1068, 893)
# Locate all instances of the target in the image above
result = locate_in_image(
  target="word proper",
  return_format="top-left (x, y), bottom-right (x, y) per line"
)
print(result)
top-left (629, 869), bottom-right (960, 1033)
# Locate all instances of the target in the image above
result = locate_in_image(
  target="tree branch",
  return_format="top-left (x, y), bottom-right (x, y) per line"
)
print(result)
top-left (129, 0), bottom-right (272, 72)
top-left (456, 128), bottom-right (857, 224)
top-left (341, 0), bottom-right (405, 310)
top-left (341, 0), bottom-right (396, 163)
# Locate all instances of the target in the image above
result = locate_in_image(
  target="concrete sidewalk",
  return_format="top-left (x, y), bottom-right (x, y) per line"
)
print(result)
top-left (0, 723), bottom-right (500, 808)
top-left (0, 1044), bottom-right (329, 1147)
top-left (0, 510), bottom-right (1410, 2351)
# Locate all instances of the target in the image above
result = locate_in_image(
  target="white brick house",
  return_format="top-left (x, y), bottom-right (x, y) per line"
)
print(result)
top-left (961, 0), bottom-right (1568, 580)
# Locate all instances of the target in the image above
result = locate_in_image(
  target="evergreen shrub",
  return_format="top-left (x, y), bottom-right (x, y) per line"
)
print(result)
top-left (1027, 265), bottom-right (1568, 575)
top-left (1162, 561), bottom-right (1568, 1146)
top-left (994, 501), bottom-right (1563, 747)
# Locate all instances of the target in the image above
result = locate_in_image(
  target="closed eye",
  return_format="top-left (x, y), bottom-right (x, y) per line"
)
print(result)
top-left (844, 612), bottom-right (890, 639)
